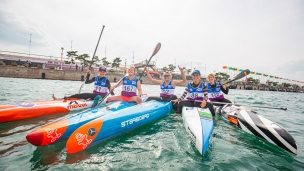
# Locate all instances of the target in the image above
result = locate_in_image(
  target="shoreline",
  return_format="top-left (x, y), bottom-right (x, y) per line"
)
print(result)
top-left (0, 65), bottom-right (303, 93)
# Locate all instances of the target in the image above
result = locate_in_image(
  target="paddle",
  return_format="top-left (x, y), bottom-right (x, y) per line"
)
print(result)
top-left (222, 69), bottom-right (250, 85)
top-left (209, 101), bottom-right (287, 110)
top-left (138, 43), bottom-right (161, 81)
top-left (93, 42), bottom-right (161, 107)
top-left (206, 69), bottom-right (250, 91)
top-left (93, 73), bottom-right (128, 108)
top-left (78, 25), bottom-right (105, 94)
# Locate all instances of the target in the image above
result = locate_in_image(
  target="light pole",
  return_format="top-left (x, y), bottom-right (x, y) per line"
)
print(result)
top-left (105, 46), bottom-right (107, 57)
top-left (61, 47), bottom-right (64, 70)
top-left (133, 51), bottom-right (134, 64)
top-left (29, 34), bottom-right (32, 57)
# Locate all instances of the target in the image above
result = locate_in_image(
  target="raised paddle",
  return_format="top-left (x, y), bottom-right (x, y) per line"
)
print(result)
top-left (209, 101), bottom-right (287, 111)
top-left (94, 42), bottom-right (161, 107)
top-left (207, 69), bottom-right (250, 91)
top-left (78, 25), bottom-right (105, 94)
top-left (138, 42), bottom-right (161, 81)
top-left (222, 69), bottom-right (250, 85)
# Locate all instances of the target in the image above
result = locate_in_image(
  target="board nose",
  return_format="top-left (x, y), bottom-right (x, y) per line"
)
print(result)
top-left (26, 130), bottom-right (43, 146)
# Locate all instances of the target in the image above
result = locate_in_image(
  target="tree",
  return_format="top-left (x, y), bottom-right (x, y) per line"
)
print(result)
top-left (246, 77), bottom-right (260, 85)
top-left (282, 82), bottom-right (291, 88)
top-left (215, 72), bottom-right (230, 82)
top-left (112, 57), bottom-right (122, 71)
top-left (75, 54), bottom-right (90, 67)
top-left (162, 66), bottom-right (168, 72)
top-left (101, 57), bottom-right (111, 67)
top-left (187, 69), bottom-right (192, 75)
top-left (168, 64), bottom-right (176, 72)
top-left (65, 51), bottom-right (78, 64)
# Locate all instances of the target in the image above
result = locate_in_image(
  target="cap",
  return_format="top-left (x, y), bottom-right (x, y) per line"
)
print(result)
top-left (191, 70), bottom-right (201, 75)
top-left (99, 66), bottom-right (107, 72)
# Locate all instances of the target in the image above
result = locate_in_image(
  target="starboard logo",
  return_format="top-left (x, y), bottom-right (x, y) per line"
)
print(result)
top-left (101, 82), bottom-right (105, 85)
top-left (88, 128), bottom-right (96, 136)
top-left (132, 81), bottom-right (136, 85)
top-left (67, 103), bottom-right (88, 109)
top-left (75, 133), bottom-right (92, 149)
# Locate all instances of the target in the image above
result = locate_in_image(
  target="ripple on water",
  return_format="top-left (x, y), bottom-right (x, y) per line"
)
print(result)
top-left (0, 78), bottom-right (304, 170)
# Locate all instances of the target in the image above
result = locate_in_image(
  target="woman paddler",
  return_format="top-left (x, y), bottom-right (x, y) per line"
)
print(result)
top-left (144, 65), bottom-right (187, 102)
top-left (171, 69), bottom-right (215, 116)
top-left (52, 66), bottom-right (113, 105)
top-left (106, 66), bottom-right (143, 104)
top-left (206, 73), bottom-right (231, 106)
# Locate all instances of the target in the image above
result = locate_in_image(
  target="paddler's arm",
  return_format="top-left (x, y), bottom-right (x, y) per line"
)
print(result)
top-left (144, 66), bottom-right (162, 85)
top-left (200, 85), bottom-right (209, 108)
top-left (106, 79), bottom-right (115, 95)
top-left (171, 88), bottom-right (188, 104)
top-left (85, 69), bottom-right (95, 84)
top-left (220, 84), bottom-right (229, 94)
top-left (173, 65), bottom-right (187, 86)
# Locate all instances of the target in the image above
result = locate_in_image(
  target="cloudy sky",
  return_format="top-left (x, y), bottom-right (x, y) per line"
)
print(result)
top-left (0, 0), bottom-right (303, 82)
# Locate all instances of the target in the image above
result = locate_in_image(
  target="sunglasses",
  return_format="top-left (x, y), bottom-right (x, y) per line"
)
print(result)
top-left (164, 75), bottom-right (170, 78)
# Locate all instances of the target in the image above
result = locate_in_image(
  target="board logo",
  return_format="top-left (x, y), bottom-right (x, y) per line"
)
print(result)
top-left (15, 102), bottom-right (35, 108)
top-left (88, 127), bottom-right (96, 136)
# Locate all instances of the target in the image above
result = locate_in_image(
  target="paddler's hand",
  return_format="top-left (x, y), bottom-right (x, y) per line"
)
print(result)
top-left (137, 95), bottom-right (142, 103)
top-left (171, 99), bottom-right (178, 105)
top-left (178, 65), bottom-right (184, 73)
top-left (200, 100), bottom-right (207, 108)
top-left (110, 86), bottom-right (115, 91)
top-left (87, 69), bottom-right (91, 74)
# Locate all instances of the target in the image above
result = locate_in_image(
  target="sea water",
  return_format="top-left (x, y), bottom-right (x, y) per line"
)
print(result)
top-left (0, 77), bottom-right (303, 170)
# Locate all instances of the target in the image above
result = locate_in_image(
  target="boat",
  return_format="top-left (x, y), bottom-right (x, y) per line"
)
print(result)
top-left (26, 99), bottom-right (141, 146)
top-left (214, 105), bottom-right (297, 154)
top-left (65, 100), bottom-right (173, 154)
top-left (182, 107), bottom-right (214, 155)
top-left (0, 98), bottom-right (94, 124)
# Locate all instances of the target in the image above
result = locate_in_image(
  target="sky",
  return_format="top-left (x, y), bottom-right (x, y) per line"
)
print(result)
top-left (0, 0), bottom-right (304, 82)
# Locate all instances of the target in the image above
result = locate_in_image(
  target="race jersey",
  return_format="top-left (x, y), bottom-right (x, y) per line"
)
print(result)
top-left (121, 77), bottom-right (138, 97)
top-left (93, 76), bottom-right (108, 97)
top-left (160, 80), bottom-right (175, 97)
top-left (207, 82), bottom-right (224, 101)
top-left (187, 82), bottom-right (205, 101)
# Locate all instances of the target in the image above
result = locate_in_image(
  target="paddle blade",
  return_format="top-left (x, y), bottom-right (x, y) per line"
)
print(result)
top-left (233, 69), bottom-right (250, 81)
top-left (224, 69), bottom-right (250, 84)
top-left (151, 43), bottom-right (161, 57)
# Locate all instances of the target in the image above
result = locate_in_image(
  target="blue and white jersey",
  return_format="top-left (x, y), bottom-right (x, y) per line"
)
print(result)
top-left (207, 82), bottom-right (224, 101)
top-left (93, 76), bottom-right (108, 97)
top-left (160, 80), bottom-right (175, 97)
top-left (121, 77), bottom-right (138, 97)
top-left (187, 82), bottom-right (205, 101)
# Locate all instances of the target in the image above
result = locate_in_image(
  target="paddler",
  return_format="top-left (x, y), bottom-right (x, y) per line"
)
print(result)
top-left (171, 69), bottom-right (216, 116)
top-left (206, 73), bottom-right (231, 106)
top-left (143, 65), bottom-right (187, 102)
top-left (52, 66), bottom-right (114, 104)
top-left (106, 66), bottom-right (142, 104)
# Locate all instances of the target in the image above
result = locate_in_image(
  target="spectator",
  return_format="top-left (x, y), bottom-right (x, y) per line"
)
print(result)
top-left (26, 60), bottom-right (29, 67)
top-left (82, 65), bottom-right (84, 71)
top-left (76, 64), bottom-right (78, 71)
top-left (17, 59), bottom-right (21, 66)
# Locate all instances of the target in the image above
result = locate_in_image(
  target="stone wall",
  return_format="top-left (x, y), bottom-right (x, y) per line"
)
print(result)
top-left (0, 65), bottom-right (166, 85)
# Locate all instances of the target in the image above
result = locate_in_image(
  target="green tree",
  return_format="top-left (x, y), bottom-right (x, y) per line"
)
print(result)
top-left (168, 64), bottom-right (176, 72)
top-left (246, 77), bottom-right (260, 85)
top-left (75, 54), bottom-right (90, 67)
top-left (101, 57), bottom-right (111, 67)
top-left (162, 66), bottom-right (168, 72)
top-left (112, 57), bottom-right (122, 71)
top-left (65, 51), bottom-right (78, 64)
top-left (215, 72), bottom-right (230, 82)
top-left (282, 82), bottom-right (291, 88)
top-left (187, 69), bottom-right (192, 75)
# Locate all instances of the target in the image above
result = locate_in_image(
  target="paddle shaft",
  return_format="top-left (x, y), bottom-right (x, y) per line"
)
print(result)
top-left (209, 101), bottom-right (287, 110)
top-left (78, 25), bottom-right (105, 94)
